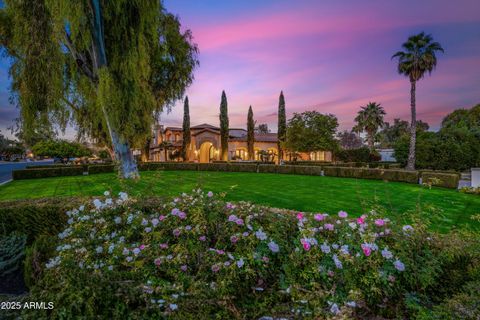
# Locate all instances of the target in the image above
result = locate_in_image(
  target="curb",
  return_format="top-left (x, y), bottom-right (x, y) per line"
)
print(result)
top-left (0, 179), bottom-right (13, 186)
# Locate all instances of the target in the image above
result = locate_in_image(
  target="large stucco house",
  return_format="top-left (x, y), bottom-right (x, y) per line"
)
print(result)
top-left (149, 123), bottom-right (332, 163)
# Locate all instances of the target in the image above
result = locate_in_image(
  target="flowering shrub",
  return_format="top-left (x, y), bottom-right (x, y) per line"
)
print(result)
top-left (24, 190), bottom-right (480, 319)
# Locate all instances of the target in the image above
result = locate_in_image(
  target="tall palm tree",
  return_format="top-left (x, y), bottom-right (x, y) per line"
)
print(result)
top-left (392, 32), bottom-right (444, 170)
top-left (354, 102), bottom-right (386, 150)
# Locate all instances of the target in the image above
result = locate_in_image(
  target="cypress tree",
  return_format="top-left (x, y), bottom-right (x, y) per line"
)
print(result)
top-left (219, 91), bottom-right (229, 160)
top-left (181, 96), bottom-right (191, 161)
top-left (247, 105), bottom-right (255, 160)
top-left (277, 91), bottom-right (287, 161)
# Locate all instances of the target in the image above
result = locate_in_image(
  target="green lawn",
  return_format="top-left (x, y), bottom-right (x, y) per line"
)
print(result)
top-left (1, 170), bottom-right (479, 232)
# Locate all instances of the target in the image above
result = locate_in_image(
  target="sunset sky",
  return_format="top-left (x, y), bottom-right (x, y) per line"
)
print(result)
top-left (1, 0), bottom-right (479, 138)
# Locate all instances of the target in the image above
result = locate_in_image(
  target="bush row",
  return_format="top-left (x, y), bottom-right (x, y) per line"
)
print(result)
top-left (420, 171), bottom-right (460, 189)
top-left (12, 162), bottom-right (459, 188)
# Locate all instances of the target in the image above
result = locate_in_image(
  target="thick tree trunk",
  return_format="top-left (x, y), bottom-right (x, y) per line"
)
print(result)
top-left (368, 130), bottom-right (374, 151)
top-left (90, 0), bottom-right (139, 179)
top-left (406, 80), bottom-right (416, 170)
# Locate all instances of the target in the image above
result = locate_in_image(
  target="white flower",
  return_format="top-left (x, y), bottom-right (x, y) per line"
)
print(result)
top-left (114, 216), bottom-right (122, 224)
top-left (151, 218), bottom-right (159, 226)
top-left (403, 225), bottom-right (414, 232)
top-left (105, 198), bottom-right (113, 205)
top-left (126, 256), bottom-right (133, 262)
top-left (133, 248), bottom-right (141, 255)
top-left (96, 246), bottom-right (103, 254)
top-left (108, 244), bottom-right (115, 253)
top-left (169, 303), bottom-right (178, 311)
top-left (381, 248), bottom-right (393, 259)
top-left (93, 199), bottom-right (103, 210)
top-left (118, 192), bottom-right (128, 201)
top-left (145, 227), bottom-right (152, 233)
top-left (104, 191), bottom-right (110, 196)
top-left (394, 259), bottom-right (405, 271)
top-left (79, 205), bottom-right (85, 211)
top-left (348, 222), bottom-right (357, 229)
top-left (255, 229), bottom-right (267, 241)
top-left (237, 258), bottom-right (244, 268)
top-left (67, 218), bottom-right (74, 225)
top-left (108, 265), bottom-right (113, 271)
top-left (268, 241), bottom-right (280, 253)
top-left (122, 248), bottom-right (130, 255)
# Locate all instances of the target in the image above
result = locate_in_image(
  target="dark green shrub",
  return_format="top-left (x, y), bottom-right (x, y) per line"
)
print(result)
top-left (0, 198), bottom-right (77, 243)
top-left (335, 147), bottom-right (372, 162)
top-left (88, 164), bottom-right (115, 174)
top-left (12, 166), bottom-right (86, 180)
top-left (276, 165), bottom-right (295, 174)
top-left (285, 161), bottom-right (331, 166)
top-left (258, 164), bottom-right (277, 173)
top-left (337, 167), bottom-right (363, 178)
top-left (227, 163), bottom-right (258, 172)
top-left (420, 172), bottom-right (460, 189)
top-left (23, 235), bottom-right (56, 289)
top-left (0, 234), bottom-right (26, 277)
top-left (394, 170), bottom-right (420, 184)
top-left (26, 164), bottom-right (86, 170)
top-left (323, 166), bottom-right (339, 177)
top-left (294, 166), bottom-right (323, 176)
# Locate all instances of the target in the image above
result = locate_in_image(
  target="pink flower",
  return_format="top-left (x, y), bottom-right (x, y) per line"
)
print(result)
top-left (338, 211), bottom-right (348, 218)
top-left (207, 191), bottom-right (213, 197)
top-left (327, 270), bottom-right (335, 277)
top-left (180, 265), bottom-right (187, 272)
top-left (375, 219), bottom-right (385, 227)
top-left (314, 213), bottom-right (324, 221)
top-left (211, 264), bottom-right (220, 273)
top-left (160, 243), bottom-right (168, 249)
top-left (324, 223), bottom-right (334, 231)
top-left (139, 244), bottom-right (145, 250)
top-left (296, 212), bottom-right (304, 220)
top-left (301, 239), bottom-right (311, 251)
top-left (173, 229), bottom-right (181, 237)
top-left (154, 258), bottom-right (161, 266)
top-left (216, 249), bottom-right (225, 255)
top-left (357, 215), bottom-right (366, 224)
top-left (159, 215), bottom-right (166, 221)
top-left (361, 244), bottom-right (372, 256)
top-left (230, 235), bottom-right (238, 243)
top-left (199, 235), bottom-right (206, 242)
top-left (262, 256), bottom-right (269, 263)
top-left (236, 218), bottom-right (244, 225)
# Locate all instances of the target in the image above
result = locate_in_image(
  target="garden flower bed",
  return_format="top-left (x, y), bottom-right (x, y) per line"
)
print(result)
top-left (8, 191), bottom-right (480, 319)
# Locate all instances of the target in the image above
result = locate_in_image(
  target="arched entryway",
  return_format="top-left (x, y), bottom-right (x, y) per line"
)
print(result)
top-left (199, 141), bottom-right (215, 163)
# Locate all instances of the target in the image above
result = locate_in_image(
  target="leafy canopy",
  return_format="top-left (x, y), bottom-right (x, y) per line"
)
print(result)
top-left (285, 111), bottom-right (339, 153)
top-left (392, 32), bottom-right (444, 82)
top-left (1, 0), bottom-right (199, 149)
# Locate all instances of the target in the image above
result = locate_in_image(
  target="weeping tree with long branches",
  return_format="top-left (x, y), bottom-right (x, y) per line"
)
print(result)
top-left (0, 0), bottom-right (198, 178)
top-left (392, 32), bottom-right (443, 170)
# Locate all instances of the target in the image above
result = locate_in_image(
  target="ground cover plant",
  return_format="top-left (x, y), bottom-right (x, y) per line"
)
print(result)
top-left (0, 171), bottom-right (479, 232)
top-left (15, 190), bottom-right (480, 319)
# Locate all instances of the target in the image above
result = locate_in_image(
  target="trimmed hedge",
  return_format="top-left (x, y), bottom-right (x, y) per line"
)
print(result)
top-left (0, 198), bottom-right (80, 244)
top-left (294, 166), bottom-right (323, 176)
top-left (88, 165), bottom-right (115, 174)
top-left (258, 164), bottom-right (277, 174)
top-left (322, 167), bottom-right (419, 184)
top-left (12, 167), bottom-right (86, 180)
top-left (227, 163), bottom-right (258, 173)
top-left (421, 171), bottom-right (460, 189)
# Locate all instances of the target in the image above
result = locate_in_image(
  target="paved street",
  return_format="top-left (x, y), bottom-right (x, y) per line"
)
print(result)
top-left (0, 160), bottom-right (53, 184)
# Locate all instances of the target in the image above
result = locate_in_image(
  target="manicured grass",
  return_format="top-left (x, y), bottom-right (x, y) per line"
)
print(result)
top-left (0, 170), bottom-right (479, 231)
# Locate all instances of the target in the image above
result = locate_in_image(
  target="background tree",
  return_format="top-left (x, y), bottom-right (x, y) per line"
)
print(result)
top-left (354, 102), bottom-right (385, 150)
top-left (277, 91), bottom-right (286, 161)
top-left (284, 111), bottom-right (339, 154)
top-left (1, 0), bottom-right (199, 178)
top-left (394, 104), bottom-right (479, 171)
top-left (219, 91), bottom-right (229, 161)
top-left (337, 130), bottom-right (363, 150)
top-left (247, 106), bottom-right (255, 160)
top-left (392, 32), bottom-right (444, 170)
top-left (378, 119), bottom-right (429, 148)
top-left (32, 140), bottom-right (91, 159)
top-left (255, 123), bottom-right (270, 134)
top-left (181, 96), bottom-right (191, 161)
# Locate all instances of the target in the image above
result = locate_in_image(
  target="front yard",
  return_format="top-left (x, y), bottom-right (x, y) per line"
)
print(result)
top-left (1, 170), bottom-right (478, 232)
